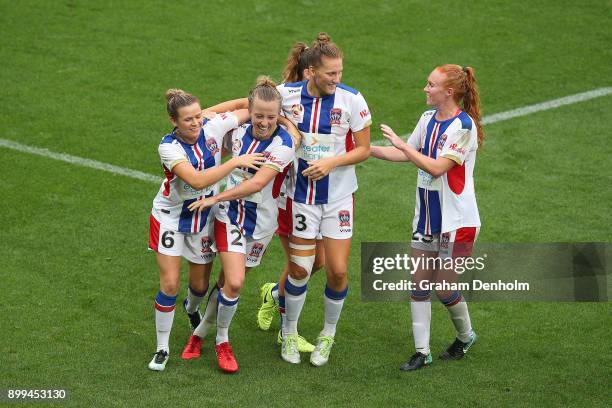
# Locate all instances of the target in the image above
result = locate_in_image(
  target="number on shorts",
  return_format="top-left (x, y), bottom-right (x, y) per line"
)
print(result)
top-left (162, 231), bottom-right (175, 248)
top-left (295, 214), bottom-right (307, 232)
top-left (230, 228), bottom-right (243, 246)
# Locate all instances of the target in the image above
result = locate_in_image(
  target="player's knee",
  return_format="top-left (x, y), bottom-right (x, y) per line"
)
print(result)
top-left (289, 262), bottom-right (310, 280)
top-left (160, 282), bottom-right (179, 296)
top-left (289, 241), bottom-right (316, 279)
top-left (224, 276), bottom-right (244, 297)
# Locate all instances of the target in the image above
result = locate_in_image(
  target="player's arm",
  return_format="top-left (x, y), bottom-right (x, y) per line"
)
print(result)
top-left (302, 125), bottom-right (370, 181)
top-left (278, 116), bottom-right (302, 148)
top-left (370, 145), bottom-right (411, 162)
top-left (205, 98), bottom-right (249, 113)
top-left (172, 154), bottom-right (265, 190)
top-left (380, 124), bottom-right (455, 177)
top-left (188, 166), bottom-right (279, 212)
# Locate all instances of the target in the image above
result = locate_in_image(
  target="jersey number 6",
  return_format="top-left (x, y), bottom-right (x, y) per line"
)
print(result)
top-left (162, 231), bottom-right (175, 249)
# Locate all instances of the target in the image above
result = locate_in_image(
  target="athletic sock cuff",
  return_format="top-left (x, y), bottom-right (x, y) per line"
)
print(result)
top-left (324, 285), bottom-right (348, 300)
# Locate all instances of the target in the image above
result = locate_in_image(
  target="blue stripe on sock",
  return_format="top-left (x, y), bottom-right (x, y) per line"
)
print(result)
top-left (285, 278), bottom-right (307, 296)
top-left (155, 291), bottom-right (177, 307)
top-left (324, 285), bottom-right (348, 301)
top-left (440, 291), bottom-right (461, 306)
top-left (278, 295), bottom-right (285, 308)
top-left (218, 292), bottom-right (240, 306)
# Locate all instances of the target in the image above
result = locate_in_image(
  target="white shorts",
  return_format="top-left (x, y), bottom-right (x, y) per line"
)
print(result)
top-left (148, 215), bottom-right (216, 264)
top-left (411, 227), bottom-right (480, 259)
top-left (291, 194), bottom-right (354, 240)
top-left (214, 218), bottom-right (274, 268)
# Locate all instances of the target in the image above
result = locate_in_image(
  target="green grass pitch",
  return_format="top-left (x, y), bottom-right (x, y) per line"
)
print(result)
top-left (1, 1), bottom-right (610, 407)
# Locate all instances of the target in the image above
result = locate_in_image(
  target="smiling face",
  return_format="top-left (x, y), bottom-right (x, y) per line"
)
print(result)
top-left (250, 97), bottom-right (280, 140)
top-left (309, 56), bottom-right (343, 96)
top-left (170, 102), bottom-right (203, 141)
top-left (423, 69), bottom-right (452, 107)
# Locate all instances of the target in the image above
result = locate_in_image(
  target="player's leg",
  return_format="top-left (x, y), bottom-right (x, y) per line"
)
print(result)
top-left (258, 197), bottom-right (293, 331)
top-left (309, 196), bottom-right (353, 366)
top-left (148, 216), bottom-right (184, 371)
top-left (215, 250), bottom-right (245, 373)
top-left (435, 228), bottom-right (479, 360)
top-left (180, 227), bottom-right (217, 359)
top-left (280, 202), bottom-right (320, 363)
top-left (400, 237), bottom-right (438, 372)
top-left (182, 221), bottom-right (216, 332)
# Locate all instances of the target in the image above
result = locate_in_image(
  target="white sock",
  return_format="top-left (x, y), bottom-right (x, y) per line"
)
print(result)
top-left (271, 282), bottom-right (280, 303)
top-left (321, 285), bottom-right (348, 337)
top-left (154, 290), bottom-right (177, 353)
top-left (283, 276), bottom-right (309, 336)
top-left (193, 285), bottom-right (219, 338)
top-left (410, 300), bottom-right (431, 355)
top-left (446, 300), bottom-right (473, 343)
top-left (216, 289), bottom-right (239, 345)
top-left (185, 285), bottom-right (206, 314)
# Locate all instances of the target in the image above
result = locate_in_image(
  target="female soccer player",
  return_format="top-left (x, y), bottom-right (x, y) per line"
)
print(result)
top-left (371, 65), bottom-right (484, 371)
top-left (182, 77), bottom-right (296, 373)
top-left (276, 33), bottom-right (372, 366)
top-left (257, 41), bottom-right (326, 353)
top-left (147, 89), bottom-right (264, 371)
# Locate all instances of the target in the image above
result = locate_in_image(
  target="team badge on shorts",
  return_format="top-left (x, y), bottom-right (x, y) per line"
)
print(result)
top-left (249, 242), bottom-right (264, 258)
top-left (437, 133), bottom-right (448, 150)
top-left (338, 210), bottom-right (351, 227)
top-left (206, 139), bottom-right (220, 155)
top-left (440, 232), bottom-right (450, 249)
top-left (201, 236), bottom-right (213, 254)
top-left (232, 139), bottom-right (242, 154)
top-left (329, 108), bottom-right (342, 125)
top-left (291, 104), bottom-right (304, 121)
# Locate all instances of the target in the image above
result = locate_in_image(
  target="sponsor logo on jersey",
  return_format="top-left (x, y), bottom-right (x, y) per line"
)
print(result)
top-left (288, 88), bottom-right (300, 94)
top-left (220, 113), bottom-right (228, 120)
top-left (437, 134), bottom-right (448, 150)
top-left (249, 242), bottom-right (264, 258)
top-left (206, 139), bottom-right (220, 155)
top-left (291, 104), bottom-right (304, 120)
top-left (232, 138), bottom-right (242, 154)
top-left (359, 109), bottom-right (370, 119)
top-left (338, 210), bottom-right (351, 227)
top-left (330, 108), bottom-right (342, 125)
top-left (264, 152), bottom-right (286, 168)
top-left (448, 143), bottom-right (466, 155)
top-left (201, 236), bottom-right (213, 253)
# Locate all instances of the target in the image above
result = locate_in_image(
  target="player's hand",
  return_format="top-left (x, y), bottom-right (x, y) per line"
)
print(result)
top-left (380, 124), bottom-right (405, 149)
top-left (233, 153), bottom-right (266, 170)
top-left (202, 110), bottom-right (217, 120)
top-left (188, 196), bottom-right (217, 212)
top-left (302, 157), bottom-right (337, 181)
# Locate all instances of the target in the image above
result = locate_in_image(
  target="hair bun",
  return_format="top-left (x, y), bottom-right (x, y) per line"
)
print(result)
top-left (315, 32), bottom-right (331, 45)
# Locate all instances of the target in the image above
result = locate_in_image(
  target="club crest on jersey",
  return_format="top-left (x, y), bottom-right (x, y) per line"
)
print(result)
top-left (206, 139), bottom-right (220, 155)
top-left (437, 134), bottom-right (448, 150)
top-left (232, 138), bottom-right (242, 154)
top-left (291, 104), bottom-right (304, 121)
top-left (201, 236), bottom-right (213, 253)
top-left (249, 242), bottom-right (264, 258)
top-left (338, 210), bottom-right (351, 227)
top-left (329, 108), bottom-right (342, 125)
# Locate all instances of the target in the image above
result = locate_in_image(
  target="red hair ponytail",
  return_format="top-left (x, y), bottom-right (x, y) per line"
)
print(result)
top-left (437, 64), bottom-right (485, 148)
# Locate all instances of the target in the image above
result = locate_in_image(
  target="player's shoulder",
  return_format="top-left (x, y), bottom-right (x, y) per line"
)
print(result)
top-left (275, 126), bottom-right (294, 148)
top-left (278, 80), bottom-right (306, 96)
top-left (160, 133), bottom-right (176, 145)
top-left (455, 111), bottom-right (474, 130)
top-left (336, 82), bottom-right (360, 96)
top-left (421, 109), bottom-right (436, 119)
